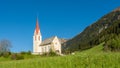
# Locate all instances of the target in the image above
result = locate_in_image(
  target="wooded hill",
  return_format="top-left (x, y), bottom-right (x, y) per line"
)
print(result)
top-left (63, 7), bottom-right (120, 52)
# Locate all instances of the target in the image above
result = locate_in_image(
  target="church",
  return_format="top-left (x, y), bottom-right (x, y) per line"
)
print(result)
top-left (33, 18), bottom-right (66, 55)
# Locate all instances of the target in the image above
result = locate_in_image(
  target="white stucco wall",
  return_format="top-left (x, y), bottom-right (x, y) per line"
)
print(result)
top-left (33, 35), bottom-right (62, 55)
top-left (40, 45), bottom-right (51, 53)
top-left (33, 30), bottom-right (42, 55)
top-left (52, 36), bottom-right (61, 54)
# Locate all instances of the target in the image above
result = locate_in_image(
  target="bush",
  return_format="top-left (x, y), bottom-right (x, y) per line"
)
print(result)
top-left (17, 54), bottom-right (24, 60)
top-left (0, 52), bottom-right (11, 58)
top-left (20, 51), bottom-right (26, 55)
top-left (0, 53), bottom-right (3, 57)
top-left (20, 51), bottom-right (31, 55)
top-left (49, 51), bottom-right (58, 56)
top-left (11, 53), bottom-right (17, 60)
top-left (11, 53), bottom-right (24, 60)
top-left (41, 50), bottom-right (58, 57)
top-left (3, 52), bottom-right (11, 58)
top-left (26, 51), bottom-right (31, 55)
top-left (104, 36), bottom-right (120, 51)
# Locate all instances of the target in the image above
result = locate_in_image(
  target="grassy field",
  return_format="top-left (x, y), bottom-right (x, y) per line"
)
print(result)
top-left (0, 43), bottom-right (120, 68)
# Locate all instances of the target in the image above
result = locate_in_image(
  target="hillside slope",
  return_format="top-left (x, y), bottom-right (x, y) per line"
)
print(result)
top-left (78, 43), bottom-right (104, 54)
top-left (63, 7), bottom-right (120, 52)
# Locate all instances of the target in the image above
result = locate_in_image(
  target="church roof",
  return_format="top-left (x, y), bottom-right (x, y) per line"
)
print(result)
top-left (40, 36), bottom-right (56, 46)
top-left (40, 36), bottom-right (68, 46)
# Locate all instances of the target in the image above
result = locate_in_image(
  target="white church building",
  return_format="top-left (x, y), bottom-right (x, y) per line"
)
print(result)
top-left (33, 18), bottom-right (66, 55)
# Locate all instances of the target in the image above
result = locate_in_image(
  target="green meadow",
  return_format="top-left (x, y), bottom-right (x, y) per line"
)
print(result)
top-left (0, 43), bottom-right (120, 68)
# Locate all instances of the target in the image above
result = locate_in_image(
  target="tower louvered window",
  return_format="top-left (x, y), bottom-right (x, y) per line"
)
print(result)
top-left (35, 36), bottom-right (36, 41)
top-left (38, 36), bottom-right (40, 41)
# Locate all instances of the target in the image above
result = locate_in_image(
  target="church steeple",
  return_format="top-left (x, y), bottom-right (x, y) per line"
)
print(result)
top-left (33, 17), bottom-right (42, 54)
top-left (34, 17), bottom-right (41, 35)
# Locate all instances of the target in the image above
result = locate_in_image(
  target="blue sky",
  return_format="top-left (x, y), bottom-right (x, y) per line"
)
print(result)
top-left (0, 0), bottom-right (120, 52)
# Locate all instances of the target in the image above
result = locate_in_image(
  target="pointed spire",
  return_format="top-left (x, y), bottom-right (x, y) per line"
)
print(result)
top-left (35, 17), bottom-right (40, 35)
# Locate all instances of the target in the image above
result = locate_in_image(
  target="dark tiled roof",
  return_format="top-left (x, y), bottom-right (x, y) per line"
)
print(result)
top-left (40, 36), bottom-right (55, 46)
top-left (40, 36), bottom-right (68, 46)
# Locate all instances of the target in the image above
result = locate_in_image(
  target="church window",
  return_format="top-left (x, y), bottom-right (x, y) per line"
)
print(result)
top-left (42, 47), bottom-right (44, 52)
top-left (55, 42), bottom-right (57, 45)
top-left (48, 46), bottom-right (51, 51)
top-left (35, 36), bottom-right (36, 41)
top-left (45, 47), bottom-right (46, 52)
top-left (38, 36), bottom-right (40, 41)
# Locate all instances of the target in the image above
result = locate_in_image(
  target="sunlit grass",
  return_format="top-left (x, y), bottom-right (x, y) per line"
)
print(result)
top-left (0, 43), bottom-right (120, 68)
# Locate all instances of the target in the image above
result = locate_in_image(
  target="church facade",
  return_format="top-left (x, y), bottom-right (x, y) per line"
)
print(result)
top-left (33, 18), bottom-right (65, 55)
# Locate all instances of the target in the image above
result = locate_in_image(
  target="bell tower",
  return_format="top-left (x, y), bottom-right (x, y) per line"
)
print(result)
top-left (33, 17), bottom-right (42, 53)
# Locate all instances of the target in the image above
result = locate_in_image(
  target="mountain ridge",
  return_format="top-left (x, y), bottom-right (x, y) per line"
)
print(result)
top-left (63, 7), bottom-right (120, 52)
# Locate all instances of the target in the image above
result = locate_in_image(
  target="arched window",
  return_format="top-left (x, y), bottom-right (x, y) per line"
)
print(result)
top-left (35, 36), bottom-right (36, 41)
top-left (38, 36), bottom-right (40, 41)
top-left (42, 47), bottom-right (44, 52)
top-left (45, 47), bottom-right (46, 52)
top-left (48, 46), bottom-right (51, 51)
top-left (55, 42), bottom-right (57, 45)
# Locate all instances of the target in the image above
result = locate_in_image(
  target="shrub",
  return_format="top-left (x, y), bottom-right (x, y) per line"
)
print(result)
top-left (17, 54), bottom-right (24, 60)
top-left (11, 53), bottom-right (24, 60)
top-left (104, 36), bottom-right (120, 51)
top-left (49, 51), bottom-right (58, 56)
top-left (3, 52), bottom-right (11, 58)
top-left (41, 53), bottom-right (48, 56)
top-left (11, 53), bottom-right (17, 60)
top-left (0, 53), bottom-right (3, 57)
top-left (20, 51), bottom-right (26, 55)
top-left (26, 51), bottom-right (31, 55)
top-left (41, 50), bottom-right (58, 57)
top-left (20, 51), bottom-right (31, 55)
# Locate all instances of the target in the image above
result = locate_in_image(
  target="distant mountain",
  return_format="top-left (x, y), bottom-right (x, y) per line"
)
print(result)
top-left (63, 7), bottom-right (120, 52)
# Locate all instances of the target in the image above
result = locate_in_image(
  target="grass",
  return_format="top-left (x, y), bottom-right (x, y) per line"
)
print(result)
top-left (0, 43), bottom-right (120, 68)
